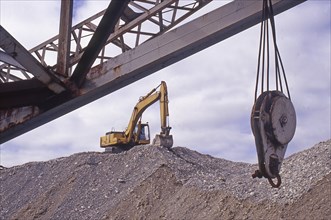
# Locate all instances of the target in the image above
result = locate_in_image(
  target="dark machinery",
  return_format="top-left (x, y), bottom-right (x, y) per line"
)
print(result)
top-left (251, 91), bottom-right (296, 187)
top-left (251, 0), bottom-right (296, 187)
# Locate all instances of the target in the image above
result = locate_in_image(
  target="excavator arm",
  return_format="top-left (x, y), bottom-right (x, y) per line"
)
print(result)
top-left (153, 82), bottom-right (173, 147)
top-left (159, 81), bottom-right (171, 136)
top-left (125, 83), bottom-right (164, 140)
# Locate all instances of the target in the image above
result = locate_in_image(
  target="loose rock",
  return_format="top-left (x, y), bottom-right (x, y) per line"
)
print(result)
top-left (0, 140), bottom-right (330, 220)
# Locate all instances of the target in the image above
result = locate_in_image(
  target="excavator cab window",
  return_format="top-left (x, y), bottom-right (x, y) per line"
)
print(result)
top-left (139, 126), bottom-right (146, 140)
top-left (136, 123), bottom-right (150, 143)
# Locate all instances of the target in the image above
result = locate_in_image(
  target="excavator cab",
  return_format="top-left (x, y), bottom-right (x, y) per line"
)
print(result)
top-left (133, 121), bottom-right (150, 145)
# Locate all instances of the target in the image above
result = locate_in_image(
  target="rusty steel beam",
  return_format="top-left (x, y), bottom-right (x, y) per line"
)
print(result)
top-left (0, 50), bottom-right (26, 70)
top-left (0, 26), bottom-right (66, 93)
top-left (0, 79), bottom-right (53, 108)
top-left (70, 0), bottom-right (131, 87)
top-left (56, 0), bottom-right (73, 76)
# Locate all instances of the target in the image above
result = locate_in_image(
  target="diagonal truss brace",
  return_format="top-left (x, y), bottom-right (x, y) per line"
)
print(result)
top-left (70, 0), bottom-right (131, 87)
top-left (0, 26), bottom-right (66, 93)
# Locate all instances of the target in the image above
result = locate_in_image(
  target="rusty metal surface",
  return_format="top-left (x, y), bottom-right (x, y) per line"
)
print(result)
top-left (0, 79), bottom-right (53, 108)
top-left (56, 0), bottom-right (73, 76)
top-left (70, 0), bottom-right (131, 87)
top-left (0, 26), bottom-right (66, 93)
top-left (0, 50), bottom-right (26, 70)
top-left (0, 106), bottom-right (39, 132)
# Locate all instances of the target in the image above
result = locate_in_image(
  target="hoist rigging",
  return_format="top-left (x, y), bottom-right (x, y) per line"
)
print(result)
top-left (254, 0), bottom-right (291, 100)
top-left (251, 0), bottom-right (297, 188)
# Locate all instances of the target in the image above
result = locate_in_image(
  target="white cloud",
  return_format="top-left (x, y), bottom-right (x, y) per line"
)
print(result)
top-left (0, 1), bottom-right (60, 48)
top-left (0, 1), bottom-right (330, 167)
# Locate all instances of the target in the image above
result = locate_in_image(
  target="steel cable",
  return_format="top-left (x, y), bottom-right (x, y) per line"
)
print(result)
top-left (254, 0), bottom-right (291, 101)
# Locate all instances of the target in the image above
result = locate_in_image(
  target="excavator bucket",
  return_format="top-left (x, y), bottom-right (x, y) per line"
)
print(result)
top-left (153, 134), bottom-right (173, 148)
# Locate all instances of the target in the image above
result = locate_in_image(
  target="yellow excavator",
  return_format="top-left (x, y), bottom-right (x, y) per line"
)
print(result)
top-left (100, 81), bottom-right (173, 152)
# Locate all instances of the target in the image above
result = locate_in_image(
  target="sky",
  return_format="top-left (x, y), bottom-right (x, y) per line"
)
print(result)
top-left (0, 0), bottom-right (330, 167)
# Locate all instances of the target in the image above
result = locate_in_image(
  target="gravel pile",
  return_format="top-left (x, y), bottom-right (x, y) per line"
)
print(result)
top-left (0, 139), bottom-right (330, 220)
top-left (142, 140), bottom-right (331, 204)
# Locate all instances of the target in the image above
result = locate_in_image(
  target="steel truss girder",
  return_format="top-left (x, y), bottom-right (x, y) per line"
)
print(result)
top-left (0, 0), bottom-right (306, 144)
top-left (0, 0), bottom-right (210, 83)
top-left (83, 0), bottom-right (307, 96)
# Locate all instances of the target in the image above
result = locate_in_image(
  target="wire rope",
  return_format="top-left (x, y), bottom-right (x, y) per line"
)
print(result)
top-left (254, 0), bottom-right (291, 101)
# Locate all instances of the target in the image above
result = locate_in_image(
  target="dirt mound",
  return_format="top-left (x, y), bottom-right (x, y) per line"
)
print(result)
top-left (1, 140), bottom-right (330, 220)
